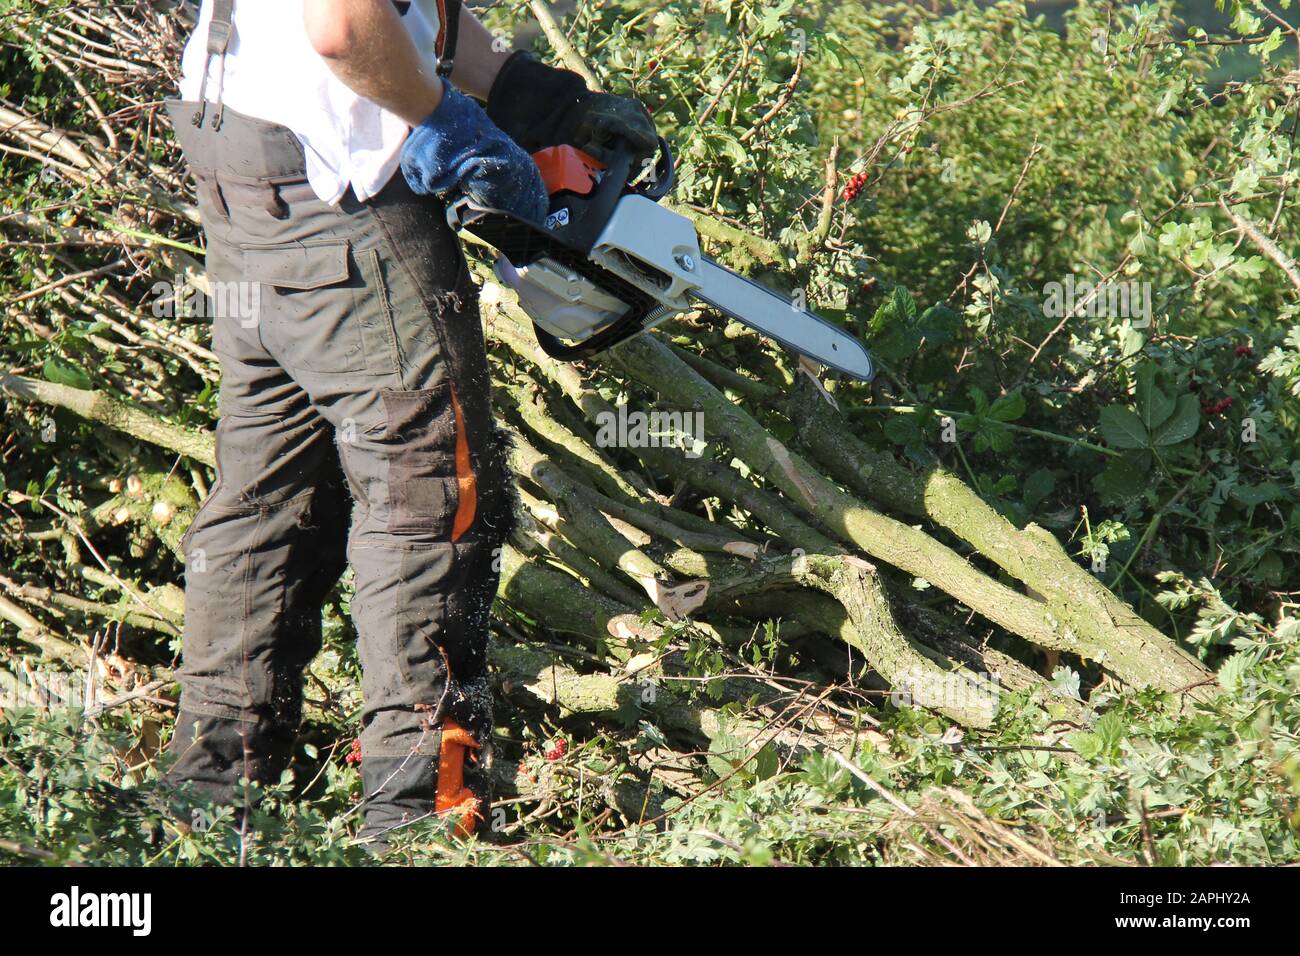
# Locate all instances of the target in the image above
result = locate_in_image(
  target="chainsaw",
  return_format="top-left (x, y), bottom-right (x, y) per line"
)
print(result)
top-left (446, 137), bottom-right (875, 381)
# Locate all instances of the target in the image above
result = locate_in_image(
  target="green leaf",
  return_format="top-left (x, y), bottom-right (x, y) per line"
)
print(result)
top-left (871, 325), bottom-right (921, 363)
top-left (990, 474), bottom-right (1016, 495)
top-left (917, 303), bottom-right (959, 345)
top-left (883, 414), bottom-right (924, 447)
top-left (866, 288), bottom-right (925, 362)
top-left (1231, 482), bottom-right (1284, 507)
top-left (1217, 652), bottom-right (1254, 694)
top-left (988, 426), bottom-right (1014, 452)
top-left (42, 357), bottom-right (92, 391)
top-left (1150, 394), bottom-right (1200, 446)
top-left (1120, 325), bottom-right (1146, 358)
top-left (1067, 730), bottom-right (1103, 761)
top-left (753, 746), bottom-right (779, 780)
top-left (1094, 711), bottom-right (1128, 756)
top-left (1096, 456), bottom-right (1150, 502)
top-left (1023, 468), bottom-right (1057, 510)
top-left (1050, 666), bottom-right (1083, 701)
top-left (988, 390), bottom-right (1026, 422)
top-left (867, 287), bottom-right (918, 337)
top-left (1134, 364), bottom-right (1175, 431)
top-left (1127, 231), bottom-right (1157, 257)
top-left (1099, 406), bottom-right (1149, 449)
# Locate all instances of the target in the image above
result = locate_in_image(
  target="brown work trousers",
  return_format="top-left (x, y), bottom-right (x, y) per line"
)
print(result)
top-left (163, 100), bottom-right (510, 841)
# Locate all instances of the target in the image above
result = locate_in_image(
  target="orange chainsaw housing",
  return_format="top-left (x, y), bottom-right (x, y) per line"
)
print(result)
top-left (532, 145), bottom-right (606, 197)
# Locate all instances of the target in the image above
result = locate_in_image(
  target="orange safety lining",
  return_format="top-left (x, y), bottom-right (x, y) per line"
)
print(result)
top-left (435, 716), bottom-right (482, 836)
top-left (531, 145), bottom-right (606, 197)
top-left (449, 383), bottom-right (476, 541)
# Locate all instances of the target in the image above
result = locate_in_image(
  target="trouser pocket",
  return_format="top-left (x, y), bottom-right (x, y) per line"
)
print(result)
top-left (380, 384), bottom-right (461, 537)
top-left (240, 238), bottom-right (365, 373)
top-left (238, 238), bottom-right (405, 377)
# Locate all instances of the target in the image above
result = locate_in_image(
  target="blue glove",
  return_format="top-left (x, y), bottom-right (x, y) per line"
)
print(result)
top-left (401, 81), bottom-right (549, 223)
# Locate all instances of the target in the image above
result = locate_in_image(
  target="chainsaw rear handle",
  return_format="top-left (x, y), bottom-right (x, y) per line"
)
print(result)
top-left (443, 142), bottom-right (627, 252)
top-left (445, 135), bottom-right (673, 232)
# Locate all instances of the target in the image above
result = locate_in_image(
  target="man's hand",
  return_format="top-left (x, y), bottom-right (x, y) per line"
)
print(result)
top-left (401, 81), bottom-right (549, 222)
top-left (486, 52), bottom-right (658, 168)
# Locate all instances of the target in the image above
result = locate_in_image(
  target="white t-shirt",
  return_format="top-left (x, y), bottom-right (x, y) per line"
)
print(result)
top-left (179, 0), bottom-right (441, 206)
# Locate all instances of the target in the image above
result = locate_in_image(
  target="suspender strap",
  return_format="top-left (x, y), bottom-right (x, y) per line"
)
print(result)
top-left (193, 0), bottom-right (235, 130)
top-left (207, 0), bottom-right (234, 57)
top-left (435, 0), bottom-right (460, 78)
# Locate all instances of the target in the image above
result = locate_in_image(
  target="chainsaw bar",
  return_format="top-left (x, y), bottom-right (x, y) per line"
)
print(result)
top-left (450, 138), bottom-right (876, 381)
top-left (691, 258), bottom-right (875, 381)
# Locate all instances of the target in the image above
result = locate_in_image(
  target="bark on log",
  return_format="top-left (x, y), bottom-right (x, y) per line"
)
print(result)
top-left (788, 379), bottom-right (1214, 698)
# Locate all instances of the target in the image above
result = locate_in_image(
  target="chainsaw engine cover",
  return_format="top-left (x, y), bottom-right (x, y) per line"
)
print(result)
top-left (494, 255), bottom-right (631, 342)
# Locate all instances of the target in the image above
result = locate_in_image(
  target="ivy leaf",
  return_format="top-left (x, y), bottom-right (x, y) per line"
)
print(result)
top-left (1099, 406), bottom-right (1149, 449)
top-left (1150, 394), bottom-right (1200, 446)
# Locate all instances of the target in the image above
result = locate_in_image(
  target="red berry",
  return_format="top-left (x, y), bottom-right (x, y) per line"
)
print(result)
top-left (840, 170), bottom-right (869, 202)
top-left (1234, 345), bottom-right (1253, 357)
top-left (543, 738), bottom-right (567, 761)
top-left (345, 738), bottom-right (362, 765)
top-left (1201, 396), bottom-right (1234, 416)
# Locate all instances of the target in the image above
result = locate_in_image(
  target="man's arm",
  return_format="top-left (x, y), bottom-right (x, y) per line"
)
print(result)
top-left (302, 0), bottom-right (510, 126)
top-left (447, 8), bottom-right (512, 102)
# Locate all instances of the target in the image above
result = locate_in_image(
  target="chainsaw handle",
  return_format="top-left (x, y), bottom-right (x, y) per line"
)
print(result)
top-left (631, 136), bottom-right (674, 200)
top-left (577, 143), bottom-right (633, 243)
top-left (445, 195), bottom-right (475, 232)
top-left (445, 135), bottom-right (673, 244)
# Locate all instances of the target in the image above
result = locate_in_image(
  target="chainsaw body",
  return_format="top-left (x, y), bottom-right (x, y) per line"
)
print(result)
top-left (447, 137), bottom-right (875, 381)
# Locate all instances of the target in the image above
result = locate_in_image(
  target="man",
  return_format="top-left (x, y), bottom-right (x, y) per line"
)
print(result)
top-left (164, 0), bottom-right (655, 845)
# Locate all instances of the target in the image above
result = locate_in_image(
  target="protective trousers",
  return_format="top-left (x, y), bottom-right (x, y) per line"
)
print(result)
top-left (162, 96), bottom-right (509, 842)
